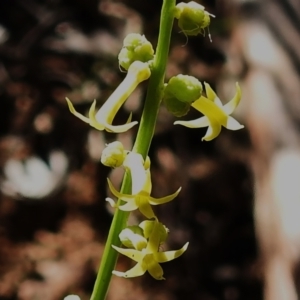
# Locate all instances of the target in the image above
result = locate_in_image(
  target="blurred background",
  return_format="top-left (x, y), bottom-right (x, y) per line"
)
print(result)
top-left (0, 0), bottom-right (300, 299)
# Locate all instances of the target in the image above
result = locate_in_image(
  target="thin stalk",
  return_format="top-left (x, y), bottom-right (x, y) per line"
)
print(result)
top-left (133, 0), bottom-right (175, 156)
top-left (90, 1), bottom-right (175, 299)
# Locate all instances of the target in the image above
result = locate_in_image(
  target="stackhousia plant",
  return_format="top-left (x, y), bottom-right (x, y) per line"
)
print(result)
top-left (65, 1), bottom-right (243, 299)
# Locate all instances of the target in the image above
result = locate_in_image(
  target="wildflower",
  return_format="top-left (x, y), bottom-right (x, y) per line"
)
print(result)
top-left (1, 151), bottom-right (68, 199)
top-left (106, 167), bottom-right (181, 219)
top-left (174, 82), bottom-right (244, 141)
top-left (106, 153), bottom-right (181, 219)
top-left (112, 220), bottom-right (189, 280)
top-left (66, 61), bottom-right (151, 133)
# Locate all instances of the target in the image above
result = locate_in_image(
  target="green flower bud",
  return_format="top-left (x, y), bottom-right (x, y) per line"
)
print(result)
top-left (139, 220), bottom-right (169, 244)
top-left (119, 226), bottom-right (147, 250)
top-left (174, 1), bottom-right (214, 37)
top-left (165, 74), bottom-right (203, 104)
top-left (163, 75), bottom-right (202, 117)
top-left (101, 141), bottom-right (126, 168)
top-left (118, 33), bottom-right (154, 70)
top-left (163, 94), bottom-right (191, 117)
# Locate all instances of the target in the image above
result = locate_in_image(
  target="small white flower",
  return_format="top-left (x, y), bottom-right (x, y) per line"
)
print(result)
top-left (1, 151), bottom-right (68, 199)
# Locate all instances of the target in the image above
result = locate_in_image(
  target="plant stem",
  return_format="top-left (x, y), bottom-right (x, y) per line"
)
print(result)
top-left (133, 0), bottom-right (175, 157)
top-left (90, 1), bottom-right (175, 299)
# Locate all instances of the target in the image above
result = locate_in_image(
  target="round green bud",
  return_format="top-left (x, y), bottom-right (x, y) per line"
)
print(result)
top-left (163, 94), bottom-right (191, 117)
top-left (175, 1), bottom-right (212, 36)
top-left (165, 74), bottom-right (203, 104)
top-left (118, 33), bottom-right (154, 70)
top-left (119, 226), bottom-right (147, 250)
top-left (100, 141), bottom-right (126, 168)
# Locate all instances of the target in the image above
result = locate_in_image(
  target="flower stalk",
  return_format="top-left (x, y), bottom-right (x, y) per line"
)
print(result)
top-left (90, 0), bottom-right (176, 299)
top-left (63, 1), bottom-right (244, 299)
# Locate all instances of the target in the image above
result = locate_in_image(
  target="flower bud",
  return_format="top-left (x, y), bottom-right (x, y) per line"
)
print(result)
top-left (118, 33), bottom-right (155, 70)
top-left (163, 75), bottom-right (202, 117)
top-left (165, 74), bottom-right (203, 104)
top-left (174, 1), bottom-right (214, 36)
top-left (101, 141), bottom-right (126, 168)
top-left (163, 94), bottom-right (191, 117)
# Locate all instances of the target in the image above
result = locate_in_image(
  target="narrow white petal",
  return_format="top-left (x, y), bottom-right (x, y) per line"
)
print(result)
top-left (174, 116), bottom-right (209, 128)
top-left (226, 116), bottom-right (244, 130)
top-left (105, 197), bottom-right (117, 208)
top-left (223, 83), bottom-right (242, 115)
top-left (113, 262), bottom-right (146, 278)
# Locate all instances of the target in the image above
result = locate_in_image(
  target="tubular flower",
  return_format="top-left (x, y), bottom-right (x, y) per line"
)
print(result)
top-left (122, 152), bottom-right (148, 194)
top-left (106, 154), bottom-right (181, 219)
top-left (112, 220), bottom-right (189, 280)
top-left (66, 61), bottom-right (151, 133)
top-left (174, 82), bottom-right (244, 141)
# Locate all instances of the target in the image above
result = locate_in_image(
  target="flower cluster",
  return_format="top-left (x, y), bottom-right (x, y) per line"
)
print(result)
top-left (66, 33), bottom-right (154, 134)
top-left (65, 3), bottom-right (244, 285)
top-left (66, 60), bottom-right (150, 133)
top-left (102, 141), bottom-right (187, 279)
top-left (112, 220), bottom-right (188, 280)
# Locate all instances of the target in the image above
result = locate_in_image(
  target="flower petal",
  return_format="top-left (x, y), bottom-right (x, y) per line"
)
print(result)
top-left (145, 257), bottom-right (165, 280)
top-left (65, 98), bottom-right (90, 124)
top-left (225, 116), bottom-right (244, 130)
top-left (222, 82), bottom-right (241, 115)
top-left (107, 178), bottom-right (135, 200)
top-left (155, 242), bottom-right (189, 263)
top-left (141, 169), bottom-right (152, 194)
top-left (118, 200), bottom-right (139, 211)
top-left (204, 82), bottom-right (222, 107)
top-left (112, 245), bottom-right (143, 262)
top-left (113, 262), bottom-right (147, 278)
top-left (123, 153), bottom-right (147, 194)
top-left (88, 100), bottom-right (106, 130)
top-left (149, 187), bottom-right (181, 205)
top-left (88, 100), bottom-right (138, 133)
top-left (202, 121), bottom-right (221, 141)
top-left (136, 196), bottom-right (155, 219)
top-left (192, 97), bottom-right (227, 124)
top-left (105, 197), bottom-right (117, 208)
top-left (174, 116), bottom-right (209, 128)
top-left (104, 121), bottom-right (138, 133)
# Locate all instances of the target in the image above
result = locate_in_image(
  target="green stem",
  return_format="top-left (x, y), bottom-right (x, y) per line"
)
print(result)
top-left (133, 0), bottom-right (175, 156)
top-left (90, 1), bottom-right (175, 299)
